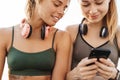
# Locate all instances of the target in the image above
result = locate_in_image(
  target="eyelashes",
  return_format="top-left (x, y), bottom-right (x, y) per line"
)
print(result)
top-left (54, 3), bottom-right (60, 7)
top-left (53, 1), bottom-right (68, 13)
top-left (81, 1), bottom-right (103, 7)
top-left (96, 2), bottom-right (103, 5)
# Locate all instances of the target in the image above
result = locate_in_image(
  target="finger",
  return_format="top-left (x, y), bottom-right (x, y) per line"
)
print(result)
top-left (82, 69), bottom-right (97, 76)
top-left (98, 72), bottom-right (110, 80)
top-left (95, 61), bottom-right (111, 72)
top-left (85, 65), bottom-right (98, 71)
top-left (80, 70), bottom-right (97, 80)
top-left (73, 67), bottom-right (93, 80)
top-left (97, 68), bottom-right (110, 76)
top-left (99, 58), bottom-right (115, 67)
top-left (77, 65), bottom-right (97, 73)
top-left (78, 57), bottom-right (97, 66)
top-left (82, 74), bottom-right (96, 80)
top-left (77, 60), bottom-right (98, 73)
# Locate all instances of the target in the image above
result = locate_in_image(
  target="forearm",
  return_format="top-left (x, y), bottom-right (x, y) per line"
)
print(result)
top-left (0, 75), bottom-right (2, 80)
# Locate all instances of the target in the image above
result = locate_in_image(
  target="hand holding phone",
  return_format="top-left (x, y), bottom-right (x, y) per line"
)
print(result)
top-left (87, 49), bottom-right (111, 66)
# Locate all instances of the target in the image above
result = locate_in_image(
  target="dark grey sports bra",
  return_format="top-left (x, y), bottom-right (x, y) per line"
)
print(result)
top-left (71, 25), bottom-right (120, 70)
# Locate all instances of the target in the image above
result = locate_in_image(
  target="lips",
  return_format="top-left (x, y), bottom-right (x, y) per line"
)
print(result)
top-left (54, 16), bottom-right (59, 21)
top-left (90, 15), bottom-right (98, 19)
top-left (52, 15), bottom-right (61, 22)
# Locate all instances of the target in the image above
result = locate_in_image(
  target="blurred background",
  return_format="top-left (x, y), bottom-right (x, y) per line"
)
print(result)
top-left (0, 0), bottom-right (120, 80)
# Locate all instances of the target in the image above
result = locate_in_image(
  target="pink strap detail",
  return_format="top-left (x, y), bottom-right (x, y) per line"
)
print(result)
top-left (20, 18), bottom-right (51, 39)
top-left (45, 26), bottom-right (51, 38)
top-left (21, 23), bottom-right (31, 38)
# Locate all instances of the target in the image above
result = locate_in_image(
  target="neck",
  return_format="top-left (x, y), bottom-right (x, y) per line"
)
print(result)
top-left (27, 18), bottom-right (45, 31)
top-left (84, 19), bottom-right (103, 28)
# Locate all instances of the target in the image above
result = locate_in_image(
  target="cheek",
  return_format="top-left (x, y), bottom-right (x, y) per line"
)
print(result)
top-left (99, 5), bottom-right (109, 15)
top-left (37, 5), bottom-right (51, 19)
top-left (100, 1), bottom-right (110, 13)
top-left (81, 7), bottom-right (89, 16)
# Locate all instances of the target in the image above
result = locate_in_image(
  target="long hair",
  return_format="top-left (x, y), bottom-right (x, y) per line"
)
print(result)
top-left (25, 0), bottom-right (36, 20)
top-left (105, 0), bottom-right (118, 42)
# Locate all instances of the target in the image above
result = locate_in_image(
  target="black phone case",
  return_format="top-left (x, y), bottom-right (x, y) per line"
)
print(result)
top-left (87, 49), bottom-right (111, 66)
top-left (88, 49), bottom-right (111, 60)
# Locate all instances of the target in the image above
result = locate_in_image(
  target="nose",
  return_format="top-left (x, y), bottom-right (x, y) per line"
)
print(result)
top-left (89, 5), bottom-right (98, 14)
top-left (57, 7), bottom-right (64, 17)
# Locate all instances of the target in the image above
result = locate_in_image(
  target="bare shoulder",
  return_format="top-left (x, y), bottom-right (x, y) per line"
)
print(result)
top-left (55, 29), bottom-right (71, 41)
top-left (53, 28), bottom-right (71, 46)
top-left (0, 27), bottom-right (13, 50)
top-left (0, 27), bottom-right (12, 40)
top-left (66, 24), bottom-right (78, 32)
top-left (65, 24), bottom-right (79, 43)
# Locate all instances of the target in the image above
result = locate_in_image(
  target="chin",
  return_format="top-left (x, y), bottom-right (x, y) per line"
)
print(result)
top-left (89, 18), bottom-right (102, 24)
top-left (91, 20), bottom-right (100, 23)
top-left (51, 21), bottom-right (57, 26)
top-left (47, 23), bottom-right (56, 26)
top-left (45, 21), bottom-right (55, 26)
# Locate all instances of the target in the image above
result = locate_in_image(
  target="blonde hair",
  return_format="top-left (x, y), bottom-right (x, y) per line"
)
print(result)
top-left (25, 0), bottom-right (36, 20)
top-left (105, 0), bottom-right (118, 42)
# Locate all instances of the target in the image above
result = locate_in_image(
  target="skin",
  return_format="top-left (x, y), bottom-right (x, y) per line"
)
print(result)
top-left (79, 0), bottom-right (110, 23)
top-left (0, 0), bottom-right (72, 80)
top-left (66, 0), bottom-right (120, 80)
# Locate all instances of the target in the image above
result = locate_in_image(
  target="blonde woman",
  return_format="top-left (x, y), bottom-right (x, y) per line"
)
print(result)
top-left (66, 0), bottom-right (120, 80)
top-left (0, 0), bottom-right (71, 80)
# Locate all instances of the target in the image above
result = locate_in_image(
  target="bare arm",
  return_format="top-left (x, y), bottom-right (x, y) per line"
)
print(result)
top-left (66, 25), bottom-right (79, 43)
top-left (0, 29), bottom-right (7, 79)
top-left (51, 30), bottom-right (72, 80)
top-left (0, 27), bottom-right (12, 79)
top-left (66, 25), bottom-right (98, 80)
top-left (66, 25), bottom-right (78, 80)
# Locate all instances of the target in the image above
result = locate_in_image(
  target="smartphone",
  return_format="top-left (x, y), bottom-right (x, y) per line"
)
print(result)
top-left (87, 49), bottom-right (111, 66)
top-left (88, 49), bottom-right (111, 60)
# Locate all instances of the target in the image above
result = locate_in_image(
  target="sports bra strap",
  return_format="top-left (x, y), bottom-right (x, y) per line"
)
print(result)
top-left (75, 24), bottom-right (81, 42)
top-left (10, 26), bottom-right (14, 48)
top-left (10, 27), bottom-right (58, 50)
top-left (52, 29), bottom-right (58, 49)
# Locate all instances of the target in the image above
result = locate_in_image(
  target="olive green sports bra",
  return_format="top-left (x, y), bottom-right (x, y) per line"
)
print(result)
top-left (7, 27), bottom-right (58, 76)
